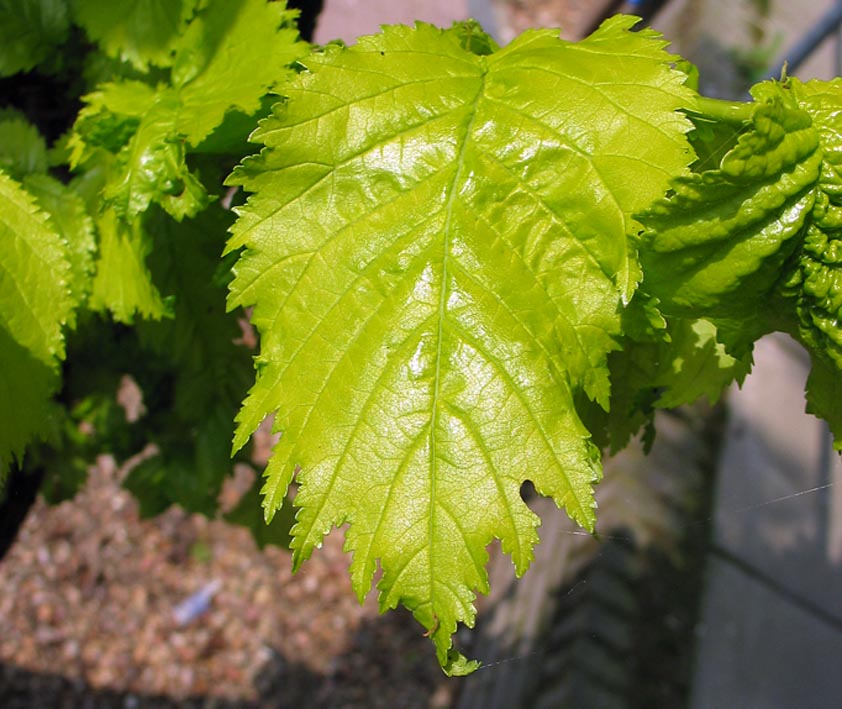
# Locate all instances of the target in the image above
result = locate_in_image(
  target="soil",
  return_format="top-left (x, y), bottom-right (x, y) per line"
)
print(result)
top-left (0, 457), bottom-right (457, 708)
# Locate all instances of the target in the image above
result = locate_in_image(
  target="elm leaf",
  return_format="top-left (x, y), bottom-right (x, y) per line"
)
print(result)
top-left (0, 171), bottom-right (72, 472)
top-left (227, 18), bottom-right (694, 672)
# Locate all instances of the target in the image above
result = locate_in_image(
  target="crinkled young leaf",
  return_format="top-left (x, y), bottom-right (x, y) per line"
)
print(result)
top-left (781, 79), bottom-right (842, 446)
top-left (783, 79), bottom-right (842, 370)
top-left (72, 0), bottom-right (198, 70)
top-left (639, 81), bottom-right (822, 321)
top-left (227, 18), bottom-right (695, 673)
top-left (71, 83), bottom-right (207, 221)
top-left (65, 149), bottom-right (171, 323)
top-left (638, 76), bottom-right (842, 446)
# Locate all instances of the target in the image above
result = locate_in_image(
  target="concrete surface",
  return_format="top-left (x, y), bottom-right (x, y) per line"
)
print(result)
top-left (690, 335), bottom-right (842, 709)
top-left (691, 555), bottom-right (842, 709)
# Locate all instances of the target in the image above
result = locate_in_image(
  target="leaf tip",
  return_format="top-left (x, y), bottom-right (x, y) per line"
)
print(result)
top-left (442, 648), bottom-right (481, 677)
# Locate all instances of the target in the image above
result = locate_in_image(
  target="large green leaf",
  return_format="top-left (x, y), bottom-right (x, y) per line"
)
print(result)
top-left (227, 18), bottom-right (694, 672)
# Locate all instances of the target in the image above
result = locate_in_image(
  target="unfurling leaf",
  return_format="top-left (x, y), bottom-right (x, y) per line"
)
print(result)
top-left (638, 80), bottom-right (822, 322)
top-left (637, 76), bottom-right (842, 444)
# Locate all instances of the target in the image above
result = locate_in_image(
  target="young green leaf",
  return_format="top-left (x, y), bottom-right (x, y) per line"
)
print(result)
top-left (0, 170), bottom-right (72, 472)
top-left (87, 211), bottom-right (170, 323)
top-left (69, 0), bottom-right (306, 221)
top-left (227, 17), bottom-right (695, 672)
top-left (0, 113), bottom-right (95, 317)
top-left (638, 80), bottom-right (822, 323)
top-left (638, 75), bottom-right (842, 446)
top-left (0, 171), bottom-right (72, 364)
top-left (585, 315), bottom-right (752, 453)
top-left (783, 79), bottom-right (842, 371)
top-left (0, 109), bottom-right (49, 178)
top-left (782, 79), bottom-right (842, 445)
top-left (0, 0), bottom-right (68, 76)
top-left (24, 173), bottom-right (96, 320)
top-left (173, 0), bottom-right (306, 146)
top-left (70, 82), bottom-right (207, 221)
top-left (72, 0), bottom-right (198, 71)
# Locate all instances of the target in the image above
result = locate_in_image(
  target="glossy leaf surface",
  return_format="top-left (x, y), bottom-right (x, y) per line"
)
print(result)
top-left (228, 18), bottom-right (695, 672)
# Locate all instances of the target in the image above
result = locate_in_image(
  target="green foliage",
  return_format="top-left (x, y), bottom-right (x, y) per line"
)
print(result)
top-left (0, 109), bottom-right (50, 176)
top-left (1, 2), bottom-right (841, 674)
top-left (0, 1), bottom-right (301, 527)
top-left (784, 79), bottom-right (842, 372)
top-left (0, 0), bottom-right (69, 76)
top-left (639, 83), bottom-right (821, 323)
top-left (72, 0), bottom-right (198, 70)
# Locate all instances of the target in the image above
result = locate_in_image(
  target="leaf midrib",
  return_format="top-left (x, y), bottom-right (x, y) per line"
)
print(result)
top-left (428, 63), bottom-right (487, 608)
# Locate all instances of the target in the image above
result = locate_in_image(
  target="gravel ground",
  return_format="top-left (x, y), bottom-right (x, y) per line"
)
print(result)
top-left (0, 457), bottom-right (456, 707)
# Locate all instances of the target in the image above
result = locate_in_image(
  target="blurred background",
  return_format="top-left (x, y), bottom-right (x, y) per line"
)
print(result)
top-left (2, 1), bottom-right (842, 707)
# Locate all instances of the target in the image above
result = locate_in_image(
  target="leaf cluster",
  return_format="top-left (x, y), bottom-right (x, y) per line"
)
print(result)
top-left (1, 2), bottom-right (841, 676)
top-left (0, 0), bottom-right (304, 530)
top-left (226, 18), bottom-right (842, 673)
